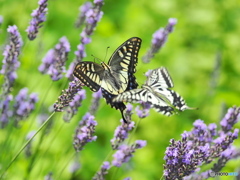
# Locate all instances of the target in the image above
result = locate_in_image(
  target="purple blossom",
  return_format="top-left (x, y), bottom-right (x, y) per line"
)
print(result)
top-left (89, 89), bottom-right (102, 115)
top-left (0, 95), bottom-right (13, 127)
top-left (26, 0), bottom-right (48, 40)
top-left (63, 89), bottom-right (86, 122)
top-left (54, 78), bottom-right (84, 112)
top-left (92, 161), bottom-right (110, 180)
top-left (74, 0), bottom-right (104, 62)
top-left (0, 25), bottom-right (22, 95)
top-left (75, 2), bottom-right (93, 28)
top-left (73, 112), bottom-right (97, 152)
top-left (13, 88), bottom-right (39, 123)
top-left (142, 18), bottom-right (177, 63)
top-left (39, 36), bottom-right (70, 81)
top-left (135, 102), bottom-right (151, 118)
top-left (220, 107), bottom-right (240, 133)
top-left (164, 107), bottom-right (240, 180)
top-left (112, 140), bottom-right (146, 167)
top-left (111, 120), bottom-right (135, 150)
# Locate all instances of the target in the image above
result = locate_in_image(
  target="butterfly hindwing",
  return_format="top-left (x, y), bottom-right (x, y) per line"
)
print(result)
top-left (113, 67), bottom-right (193, 116)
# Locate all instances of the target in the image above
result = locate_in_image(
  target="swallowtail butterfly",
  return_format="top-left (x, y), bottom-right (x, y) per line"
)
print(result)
top-left (73, 37), bottom-right (142, 123)
top-left (113, 67), bottom-right (194, 116)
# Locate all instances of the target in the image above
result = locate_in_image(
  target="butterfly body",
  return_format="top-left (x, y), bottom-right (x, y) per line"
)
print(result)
top-left (73, 37), bottom-right (142, 122)
top-left (113, 67), bottom-right (193, 116)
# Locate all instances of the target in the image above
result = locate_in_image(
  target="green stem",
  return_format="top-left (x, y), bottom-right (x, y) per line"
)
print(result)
top-left (0, 112), bottom-right (55, 179)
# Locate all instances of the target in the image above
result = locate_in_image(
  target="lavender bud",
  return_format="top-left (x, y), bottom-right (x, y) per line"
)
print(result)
top-left (220, 107), bottom-right (240, 133)
top-left (135, 102), bottom-right (151, 119)
top-left (112, 140), bottom-right (146, 167)
top-left (0, 25), bottom-right (22, 95)
top-left (92, 161), bottom-right (110, 180)
top-left (89, 89), bottom-right (102, 115)
top-left (39, 36), bottom-right (70, 81)
top-left (75, 2), bottom-right (93, 28)
top-left (0, 94), bottom-right (13, 127)
top-left (142, 18), bottom-right (177, 63)
top-left (73, 112), bottom-right (97, 152)
top-left (26, 0), bottom-right (48, 40)
top-left (54, 78), bottom-right (83, 112)
top-left (111, 120), bottom-right (135, 150)
top-left (13, 88), bottom-right (39, 123)
top-left (63, 89), bottom-right (86, 122)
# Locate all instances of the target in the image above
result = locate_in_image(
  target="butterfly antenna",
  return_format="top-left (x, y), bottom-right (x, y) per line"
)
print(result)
top-left (91, 54), bottom-right (102, 63)
top-left (103, 46), bottom-right (110, 62)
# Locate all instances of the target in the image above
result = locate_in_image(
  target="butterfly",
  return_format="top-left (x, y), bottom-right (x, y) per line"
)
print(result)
top-left (113, 67), bottom-right (194, 116)
top-left (73, 37), bottom-right (142, 123)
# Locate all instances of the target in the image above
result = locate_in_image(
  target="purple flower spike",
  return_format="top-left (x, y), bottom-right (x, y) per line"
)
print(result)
top-left (26, 0), bottom-right (48, 40)
top-left (112, 140), bottom-right (146, 167)
top-left (111, 120), bottom-right (135, 150)
top-left (135, 102), bottom-right (151, 119)
top-left (92, 161), bottom-right (110, 180)
top-left (63, 89), bottom-right (86, 122)
top-left (89, 89), bottom-right (102, 115)
top-left (164, 106), bottom-right (240, 180)
top-left (142, 18), bottom-right (177, 63)
top-left (74, 0), bottom-right (104, 62)
top-left (220, 106), bottom-right (240, 133)
top-left (54, 78), bottom-right (84, 112)
top-left (13, 88), bottom-right (39, 123)
top-left (39, 36), bottom-right (70, 81)
top-left (75, 2), bottom-right (93, 28)
top-left (0, 95), bottom-right (13, 127)
top-left (0, 25), bottom-right (22, 95)
top-left (73, 112), bottom-right (97, 152)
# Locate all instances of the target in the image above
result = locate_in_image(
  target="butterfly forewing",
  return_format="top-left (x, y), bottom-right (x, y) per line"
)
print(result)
top-left (74, 62), bottom-right (104, 92)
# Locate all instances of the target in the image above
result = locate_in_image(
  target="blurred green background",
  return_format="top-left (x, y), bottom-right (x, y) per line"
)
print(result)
top-left (0, 0), bottom-right (240, 179)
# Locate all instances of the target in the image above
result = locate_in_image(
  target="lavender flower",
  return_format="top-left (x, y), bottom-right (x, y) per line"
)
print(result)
top-left (0, 25), bottom-right (22, 96)
top-left (220, 106), bottom-right (240, 133)
top-left (164, 107), bottom-right (240, 180)
top-left (0, 94), bottom-right (13, 127)
top-left (13, 88), bottom-right (39, 124)
top-left (54, 78), bottom-right (83, 112)
top-left (92, 161), bottom-right (110, 180)
top-left (112, 140), bottom-right (147, 167)
top-left (74, 0), bottom-right (104, 62)
top-left (63, 89), bottom-right (86, 122)
top-left (75, 2), bottom-right (93, 28)
top-left (111, 120), bottom-right (135, 150)
top-left (39, 36), bottom-right (70, 81)
top-left (142, 18), bottom-right (177, 63)
top-left (26, 0), bottom-right (48, 40)
top-left (89, 89), bottom-right (102, 115)
top-left (135, 102), bottom-right (151, 119)
top-left (73, 112), bottom-right (97, 152)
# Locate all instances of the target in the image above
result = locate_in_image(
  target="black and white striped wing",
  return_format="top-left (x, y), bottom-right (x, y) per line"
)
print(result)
top-left (113, 87), bottom-right (175, 116)
top-left (74, 62), bottom-right (104, 92)
top-left (153, 87), bottom-right (190, 112)
top-left (146, 67), bottom-right (174, 88)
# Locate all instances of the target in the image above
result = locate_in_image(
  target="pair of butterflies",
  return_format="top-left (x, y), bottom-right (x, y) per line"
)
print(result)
top-left (73, 37), bottom-right (192, 123)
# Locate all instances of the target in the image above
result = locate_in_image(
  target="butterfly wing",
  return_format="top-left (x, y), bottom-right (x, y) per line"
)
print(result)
top-left (73, 62), bottom-right (105, 92)
top-left (146, 67), bottom-right (174, 88)
top-left (113, 87), bottom-right (175, 116)
top-left (103, 37), bottom-right (141, 93)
